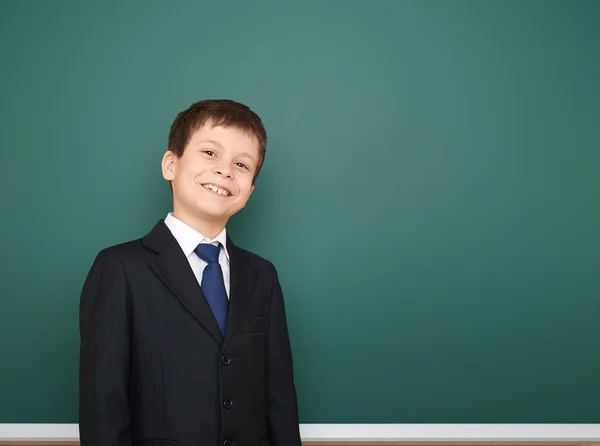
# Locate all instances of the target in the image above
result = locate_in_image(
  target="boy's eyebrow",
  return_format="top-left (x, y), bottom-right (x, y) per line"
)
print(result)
top-left (237, 152), bottom-right (256, 160)
top-left (202, 139), bottom-right (224, 148)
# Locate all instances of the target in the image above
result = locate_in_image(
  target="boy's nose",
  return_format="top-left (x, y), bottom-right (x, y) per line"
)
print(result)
top-left (215, 166), bottom-right (233, 179)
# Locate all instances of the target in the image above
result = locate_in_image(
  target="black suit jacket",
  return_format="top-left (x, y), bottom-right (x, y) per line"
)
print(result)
top-left (79, 220), bottom-right (301, 446)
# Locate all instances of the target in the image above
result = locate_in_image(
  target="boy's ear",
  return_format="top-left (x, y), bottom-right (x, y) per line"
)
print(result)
top-left (162, 151), bottom-right (175, 181)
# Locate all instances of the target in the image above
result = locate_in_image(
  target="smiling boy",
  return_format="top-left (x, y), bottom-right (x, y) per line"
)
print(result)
top-left (79, 99), bottom-right (302, 446)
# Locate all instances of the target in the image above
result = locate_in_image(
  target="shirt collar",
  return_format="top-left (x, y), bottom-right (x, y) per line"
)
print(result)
top-left (164, 213), bottom-right (229, 261)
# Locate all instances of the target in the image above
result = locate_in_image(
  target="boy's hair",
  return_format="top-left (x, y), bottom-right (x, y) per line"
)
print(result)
top-left (168, 99), bottom-right (267, 183)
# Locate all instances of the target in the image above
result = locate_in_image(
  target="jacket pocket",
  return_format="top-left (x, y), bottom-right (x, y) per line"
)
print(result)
top-left (244, 316), bottom-right (269, 332)
top-left (133, 440), bottom-right (178, 445)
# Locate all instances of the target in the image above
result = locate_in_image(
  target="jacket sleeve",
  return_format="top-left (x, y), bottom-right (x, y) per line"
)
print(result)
top-left (79, 248), bottom-right (132, 446)
top-left (266, 264), bottom-right (302, 446)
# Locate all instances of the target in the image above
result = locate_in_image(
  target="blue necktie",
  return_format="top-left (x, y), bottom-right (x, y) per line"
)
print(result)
top-left (194, 243), bottom-right (228, 335)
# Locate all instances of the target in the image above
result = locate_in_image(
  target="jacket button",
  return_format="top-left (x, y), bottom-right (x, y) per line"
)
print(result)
top-left (223, 398), bottom-right (233, 409)
top-left (221, 354), bottom-right (231, 365)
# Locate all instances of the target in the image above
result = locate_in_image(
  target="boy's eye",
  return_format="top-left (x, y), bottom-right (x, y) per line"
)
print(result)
top-left (235, 162), bottom-right (248, 169)
top-left (203, 150), bottom-right (215, 156)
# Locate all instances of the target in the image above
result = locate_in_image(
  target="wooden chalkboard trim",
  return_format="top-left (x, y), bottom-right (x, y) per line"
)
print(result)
top-left (1, 442), bottom-right (600, 445)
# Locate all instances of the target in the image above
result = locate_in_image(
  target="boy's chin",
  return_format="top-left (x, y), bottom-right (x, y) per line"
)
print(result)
top-left (195, 206), bottom-right (234, 222)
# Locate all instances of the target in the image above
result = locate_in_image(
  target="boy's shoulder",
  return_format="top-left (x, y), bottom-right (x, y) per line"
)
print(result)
top-left (89, 237), bottom-right (147, 267)
top-left (230, 242), bottom-right (276, 272)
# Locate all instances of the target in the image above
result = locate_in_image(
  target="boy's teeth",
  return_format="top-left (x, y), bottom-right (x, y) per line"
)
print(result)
top-left (204, 184), bottom-right (229, 196)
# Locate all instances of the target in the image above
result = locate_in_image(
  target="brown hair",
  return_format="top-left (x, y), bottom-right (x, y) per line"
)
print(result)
top-left (168, 99), bottom-right (267, 182)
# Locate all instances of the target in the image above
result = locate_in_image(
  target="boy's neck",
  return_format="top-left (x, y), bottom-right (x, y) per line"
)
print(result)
top-left (171, 209), bottom-right (227, 240)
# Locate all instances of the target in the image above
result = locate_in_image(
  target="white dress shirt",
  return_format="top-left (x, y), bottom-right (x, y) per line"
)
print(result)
top-left (163, 213), bottom-right (231, 299)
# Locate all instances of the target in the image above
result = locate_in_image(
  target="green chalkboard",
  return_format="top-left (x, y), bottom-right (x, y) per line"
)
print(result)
top-left (1, 0), bottom-right (599, 424)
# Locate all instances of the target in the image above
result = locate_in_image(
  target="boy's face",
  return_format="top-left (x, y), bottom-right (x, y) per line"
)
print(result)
top-left (162, 122), bottom-right (259, 229)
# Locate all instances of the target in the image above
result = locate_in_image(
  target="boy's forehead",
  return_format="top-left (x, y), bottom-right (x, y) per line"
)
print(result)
top-left (189, 122), bottom-right (259, 153)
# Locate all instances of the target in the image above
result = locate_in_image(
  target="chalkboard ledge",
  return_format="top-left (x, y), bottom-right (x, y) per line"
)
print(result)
top-left (0, 424), bottom-right (599, 444)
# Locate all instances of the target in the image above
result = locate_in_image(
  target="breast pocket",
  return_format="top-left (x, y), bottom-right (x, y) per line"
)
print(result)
top-left (133, 441), bottom-right (178, 446)
top-left (243, 316), bottom-right (269, 332)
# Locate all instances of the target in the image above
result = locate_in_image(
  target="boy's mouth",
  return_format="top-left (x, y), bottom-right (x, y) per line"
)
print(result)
top-left (202, 183), bottom-right (232, 197)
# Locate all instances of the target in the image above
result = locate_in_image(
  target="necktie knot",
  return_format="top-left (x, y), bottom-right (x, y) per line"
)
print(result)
top-left (195, 243), bottom-right (220, 264)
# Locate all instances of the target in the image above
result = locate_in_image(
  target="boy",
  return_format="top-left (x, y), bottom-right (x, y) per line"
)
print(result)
top-left (79, 99), bottom-right (302, 446)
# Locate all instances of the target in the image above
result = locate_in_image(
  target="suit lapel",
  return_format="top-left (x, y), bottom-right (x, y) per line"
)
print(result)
top-left (223, 235), bottom-right (258, 348)
top-left (144, 220), bottom-right (223, 344)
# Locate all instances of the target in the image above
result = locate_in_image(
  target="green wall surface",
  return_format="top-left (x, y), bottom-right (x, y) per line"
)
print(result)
top-left (1, 0), bottom-right (598, 423)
